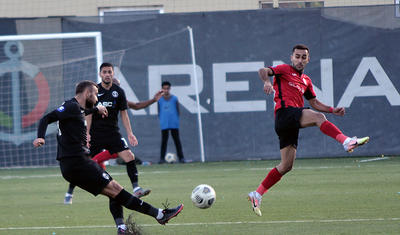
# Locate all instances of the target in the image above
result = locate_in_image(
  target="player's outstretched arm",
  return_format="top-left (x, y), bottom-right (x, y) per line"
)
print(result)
top-left (127, 90), bottom-right (164, 110)
top-left (258, 67), bottom-right (274, 95)
top-left (308, 98), bottom-right (345, 116)
top-left (33, 110), bottom-right (59, 147)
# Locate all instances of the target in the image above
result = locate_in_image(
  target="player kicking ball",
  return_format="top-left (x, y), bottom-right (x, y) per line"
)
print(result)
top-left (248, 44), bottom-right (369, 216)
top-left (64, 63), bottom-right (163, 205)
top-left (34, 80), bottom-right (183, 234)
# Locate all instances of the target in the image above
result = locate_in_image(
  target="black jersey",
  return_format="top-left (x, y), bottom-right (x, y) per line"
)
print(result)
top-left (90, 83), bottom-right (127, 136)
top-left (37, 98), bottom-right (90, 160)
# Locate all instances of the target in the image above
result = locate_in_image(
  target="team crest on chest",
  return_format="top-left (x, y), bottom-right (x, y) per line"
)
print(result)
top-left (112, 91), bottom-right (119, 98)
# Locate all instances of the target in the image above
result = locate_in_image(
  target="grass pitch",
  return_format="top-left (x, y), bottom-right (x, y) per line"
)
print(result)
top-left (0, 157), bottom-right (399, 235)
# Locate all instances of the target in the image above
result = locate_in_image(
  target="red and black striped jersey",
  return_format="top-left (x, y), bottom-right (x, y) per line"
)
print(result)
top-left (268, 64), bottom-right (316, 113)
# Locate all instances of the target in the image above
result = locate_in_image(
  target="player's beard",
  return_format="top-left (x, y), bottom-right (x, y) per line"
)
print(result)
top-left (102, 77), bottom-right (111, 85)
top-left (85, 99), bottom-right (95, 109)
top-left (292, 63), bottom-right (304, 73)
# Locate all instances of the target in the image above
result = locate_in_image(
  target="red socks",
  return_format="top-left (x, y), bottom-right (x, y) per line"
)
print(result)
top-left (92, 150), bottom-right (118, 164)
top-left (256, 167), bottom-right (282, 196)
top-left (320, 121), bottom-right (348, 144)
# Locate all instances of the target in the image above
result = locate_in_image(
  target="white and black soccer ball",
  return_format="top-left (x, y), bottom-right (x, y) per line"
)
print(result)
top-left (164, 152), bottom-right (177, 163)
top-left (191, 184), bottom-right (216, 209)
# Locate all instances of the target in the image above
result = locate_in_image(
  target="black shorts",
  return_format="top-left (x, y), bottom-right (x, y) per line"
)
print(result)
top-left (275, 107), bottom-right (308, 149)
top-left (59, 156), bottom-right (113, 196)
top-left (90, 131), bottom-right (129, 156)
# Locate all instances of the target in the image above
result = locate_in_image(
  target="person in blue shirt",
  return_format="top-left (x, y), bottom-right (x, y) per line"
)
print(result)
top-left (158, 81), bottom-right (185, 163)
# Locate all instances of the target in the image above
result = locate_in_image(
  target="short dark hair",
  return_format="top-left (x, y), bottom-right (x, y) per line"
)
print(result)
top-left (76, 80), bottom-right (98, 94)
top-left (292, 44), bottom-right (309, 53)
top-left (162, 81), bottom-right (171, 87)
top-left (100, 62), bottom-right (114, 71)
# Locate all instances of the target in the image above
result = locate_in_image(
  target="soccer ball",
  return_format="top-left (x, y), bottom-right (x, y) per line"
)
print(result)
top-left (191, 184), bottom-right (216, 209)
top-left (164, 152), bottom-right (177, 163)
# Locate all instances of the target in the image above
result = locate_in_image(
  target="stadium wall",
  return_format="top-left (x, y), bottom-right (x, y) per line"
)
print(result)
top-left (0, 5), bottom-right (399, 166)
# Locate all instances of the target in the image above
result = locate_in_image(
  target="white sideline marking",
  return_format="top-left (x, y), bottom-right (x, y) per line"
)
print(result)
top-left (359, 157), bottom-right (390, 163)
top-left (0, 164), bottom-right (390, 180)
top-left (1, 218), bottom-right (399, 230)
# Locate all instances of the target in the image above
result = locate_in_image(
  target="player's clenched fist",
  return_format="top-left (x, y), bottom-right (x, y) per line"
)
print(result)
top-left (97, 105), bottom-right (108, 118)
top-left (332, 107), bottom-right (345, 116)
top-left (33, 138), bottom-right (45, 147)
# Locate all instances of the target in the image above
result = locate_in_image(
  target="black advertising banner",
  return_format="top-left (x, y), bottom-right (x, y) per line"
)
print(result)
top-left (0, 5), bottom-right (399, 166)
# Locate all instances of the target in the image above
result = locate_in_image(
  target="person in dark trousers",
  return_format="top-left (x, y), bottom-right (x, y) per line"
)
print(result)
top-left (157, 81), bottom-right (186, 164)
top-left (33, 80), bottom-right (183, 234)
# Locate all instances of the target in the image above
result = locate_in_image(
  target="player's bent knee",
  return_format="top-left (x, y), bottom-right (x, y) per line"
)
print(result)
top-left (118, 150), bottom-right (135, 162)
top-left (277, 162), bottom-right (293, 175)
top-left (316, 112), bottom-right (326, 121)
top-left (281, 164), bottom-right (293, 174)
top-left (102, 180), bottom-right (123, 198)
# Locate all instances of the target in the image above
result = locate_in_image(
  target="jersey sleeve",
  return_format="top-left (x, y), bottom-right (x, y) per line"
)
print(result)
top-left (268, 64), bottom-right (290, 76)
top-left (37, 102), bottom-right (80, 138)
top-left (84, 107), bottom-right (98, 115)
top-left (37, 110), bottom-right (59, 138)
top-left (303, 78), bottom-right (317, 100)
top-left (118, 88), bottom-right (128, 111)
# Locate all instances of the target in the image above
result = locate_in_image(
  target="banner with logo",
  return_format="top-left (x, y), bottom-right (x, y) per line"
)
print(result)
top-left (0, 5), bottom-right (399, 166)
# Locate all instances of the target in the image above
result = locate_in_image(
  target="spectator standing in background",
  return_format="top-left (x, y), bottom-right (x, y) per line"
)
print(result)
top-left (157, 81), bottom-right (186, 164)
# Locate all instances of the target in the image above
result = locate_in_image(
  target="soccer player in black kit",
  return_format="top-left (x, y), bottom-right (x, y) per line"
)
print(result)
top-left (33, 80), bottom-right (183, 234)
top-left (90, 62), bottom-right (151, 197)
top-left (65, 63), bottom-right (152, 203)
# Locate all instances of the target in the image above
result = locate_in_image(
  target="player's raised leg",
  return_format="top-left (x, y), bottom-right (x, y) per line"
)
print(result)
top-left (92, 150), bottom-right (118, 169)
top-left (300, 109), bottom-right (369, 152)
top-left (118, 149), bottom-right (151, 198)
top-left (102, 180), bottom-right (183, 225)
top-left (64, 150), bottom-right (117, 204)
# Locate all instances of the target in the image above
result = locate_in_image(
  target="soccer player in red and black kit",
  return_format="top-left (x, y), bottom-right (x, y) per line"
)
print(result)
top-left (247, 44), bottom-right (369, 216)
top-left (33, 80), bottom-right (183, 234)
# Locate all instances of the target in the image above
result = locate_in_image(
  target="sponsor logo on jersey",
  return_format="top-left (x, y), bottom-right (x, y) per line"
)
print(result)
top-left (112, 91), bottom-right (119, 98)
top-left (288, 81), bottom-right (305, 94)
top-left (102, 172), bottom-right (110, 180)
top-left (57, 106), bottom-right (65, 112)
top-left (100, 102), bottom-right (113, 107)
